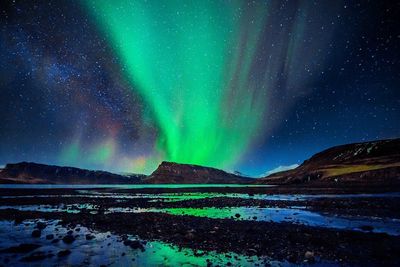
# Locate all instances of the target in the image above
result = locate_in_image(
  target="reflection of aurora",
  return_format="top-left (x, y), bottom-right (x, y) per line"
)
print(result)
top-left (79, 0), bottom-right (335, 173)
top-left (2, 204), bottom-right (398, 236)
top-left (154, 207), bottom-right (400, 236)
top-left (0, 220), bottom-right (268, 266)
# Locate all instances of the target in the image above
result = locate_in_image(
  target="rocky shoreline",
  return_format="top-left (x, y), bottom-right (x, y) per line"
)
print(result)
top-left (0, 209), bottom-right (399, 265)
top-left (0, 186), bottom-right (399, 266)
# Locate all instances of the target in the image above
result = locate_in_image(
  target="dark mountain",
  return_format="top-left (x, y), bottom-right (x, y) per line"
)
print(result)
top-left (144, 161), bottom-right (253, 184)
top-left (0, 162), bottom-right (145, 184)
top-left (257, 138), bottom-right (400, 186)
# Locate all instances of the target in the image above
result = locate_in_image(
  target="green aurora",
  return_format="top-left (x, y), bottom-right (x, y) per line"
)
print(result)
top-left (82, 0), bottom-right (270, 171)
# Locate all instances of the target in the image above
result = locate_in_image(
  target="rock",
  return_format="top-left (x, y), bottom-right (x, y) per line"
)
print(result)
top-left (20, 252), bottom-right (53, 262)
top-left (360, 225), bottom-right (374, 232)
top-left (31, 230), bottom-right (41, 238)
top-left (57, 249), bottom-right (71, 257)
top-left (194, 250), bottom-right (205, 257)
top-left (123, 240), bottom-right (144, 251)
top-left (234, 213), bottom-right (241, 218)
top-left (46, 234), bottom-right (54, 240)
top-left (184, 232), bottom-right (195, 240)
top-left (62, 235), bottom-right (75, 244)
top-left (304, 251), bottom-right (315, 262)
top-left (0, 244), bottom-right (41, 254)
top-left (85, 234), bottom-right (95, 240)
top-left (36, 222), bottom-right (47, 230)
top-left (247, 248), bottom-right (257, 255)
top-left (288, 253), bottom-right (298, 263)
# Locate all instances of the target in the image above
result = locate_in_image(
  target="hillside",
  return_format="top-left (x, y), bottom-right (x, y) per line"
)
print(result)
top-left (257, 138), bottom-right (400, 186)
top-left (144, 161), bottom-right (253, 184)
top-left (0, 162), bottom-right (144, 184)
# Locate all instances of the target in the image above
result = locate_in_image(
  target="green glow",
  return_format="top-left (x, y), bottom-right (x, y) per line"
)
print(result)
top-left (60, 139), bottom-right (115, 168)
top-left (88, 140), bottom-right (114, 163)
top-left (60, 141), bottom-right (80, 165)
top-left (83, 1), bottom-right (269, 169)
top-left (155, 207), bottom-right (239, 219)
top-left (132, 240), bottom-right (265, 266)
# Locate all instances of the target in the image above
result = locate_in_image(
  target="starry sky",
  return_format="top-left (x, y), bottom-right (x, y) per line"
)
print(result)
top-left (0, 0), bottom-right (399, 176)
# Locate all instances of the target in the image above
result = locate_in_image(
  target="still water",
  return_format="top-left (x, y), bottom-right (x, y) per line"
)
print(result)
top-left (0, 184), bottom-right (273, 189)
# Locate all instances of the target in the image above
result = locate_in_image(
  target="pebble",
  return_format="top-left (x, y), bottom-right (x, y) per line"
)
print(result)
top-left (62, 235), bottom-right (75, 244)
top-left (57, 249), bottom-right (71, 257)
top-left (31, 230), bottom-right (41, 238)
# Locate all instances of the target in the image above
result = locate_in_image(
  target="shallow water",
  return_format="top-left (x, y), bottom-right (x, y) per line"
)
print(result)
top-left (0, 220), bottom-right (282, 266)
top-left (3, 191), bottom-right (399, 203)
top-left (2, 203), bottom-right (399, 236)
top-left (156, 207), bottom-right (400, 236)
top-left (1, 189), bottom-right (399, 266)
top-left (0, 184), bottom-right (273, 189)
top-left (248, 192), bottom-right (400, 201)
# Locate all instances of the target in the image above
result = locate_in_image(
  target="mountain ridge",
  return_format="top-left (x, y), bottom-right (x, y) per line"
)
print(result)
top-left (143, 161), bottom-right (253, 184)
top-left (256, 138), bottom-right (400, 186)
top-left (1, 138), bottom-right (399, 186)
top-left (0, 162), bottom-right (144, 184)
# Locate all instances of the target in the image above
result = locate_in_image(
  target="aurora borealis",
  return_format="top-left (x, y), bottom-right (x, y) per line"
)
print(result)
top-left (1, 1), bottom-right (399, 176)
top-left (84, 0), bottom-right (269, 170)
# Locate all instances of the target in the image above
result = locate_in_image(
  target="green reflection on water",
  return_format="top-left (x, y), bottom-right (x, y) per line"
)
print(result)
top-left (135, 241), bottom-right (266, 266)
top-left (155, 207), bottom-right (239, 219)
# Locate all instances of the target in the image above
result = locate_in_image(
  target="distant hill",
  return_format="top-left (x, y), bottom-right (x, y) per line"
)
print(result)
top-left (256, 138), bottom-right (400, 187)
top-left (0, 162), bottom-right (145, 184)
top-left (144, 161), bottom-right (253, 184)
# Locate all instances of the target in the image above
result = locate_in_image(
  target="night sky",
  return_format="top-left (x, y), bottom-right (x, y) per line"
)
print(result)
top-left (0, 1), bottom-right (399, 176)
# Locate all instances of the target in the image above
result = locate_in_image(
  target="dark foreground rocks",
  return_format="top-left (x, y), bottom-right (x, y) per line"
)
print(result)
top-left (0, 209), bottom-right (399, 265)
top-left (31, 229), bottom-right (41, 238)
top-left (57, 249), bottom-right (71, 257)
top-left (0, 186), bottom-right (399, 265)
top-left (0, 244), bottom-right (41, 254)
top-left (20, 251), bottom-right (54, 262)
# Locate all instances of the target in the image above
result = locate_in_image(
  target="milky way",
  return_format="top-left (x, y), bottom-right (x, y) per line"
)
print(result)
top-left (0, 1), bottom-right (399, 175)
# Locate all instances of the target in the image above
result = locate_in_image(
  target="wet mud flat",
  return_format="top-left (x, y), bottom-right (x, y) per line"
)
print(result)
top-left (0, 186), bottom-right (400, 266)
